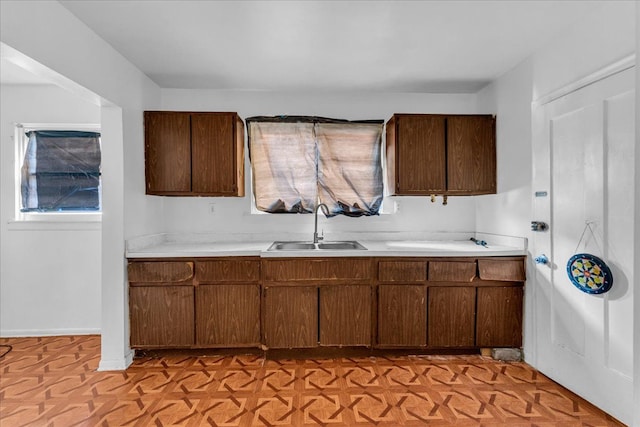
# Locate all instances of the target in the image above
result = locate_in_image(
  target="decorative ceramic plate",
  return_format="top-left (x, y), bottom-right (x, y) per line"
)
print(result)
top-left (566, 253), bottom-right (613, 294)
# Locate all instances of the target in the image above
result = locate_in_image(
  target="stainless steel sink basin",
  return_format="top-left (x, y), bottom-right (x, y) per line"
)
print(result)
top-left (268, 241), bottom-right (367, 251)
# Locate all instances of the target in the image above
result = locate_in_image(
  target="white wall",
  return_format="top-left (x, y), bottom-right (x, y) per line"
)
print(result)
top-left (476, 58), bottom-right (536, 365)
top-left (160, 90), bottom-right (481, 236)
top-left (1, 1), bottom-right (162, 369)
top-left (634, 4), bottom-right (640, 424)
top-left (0, 84), bottom-right (101, 336)
top-left (475, 0), bottom-right (636, 236)
top-left (476, 2), bottom-right (636, 424)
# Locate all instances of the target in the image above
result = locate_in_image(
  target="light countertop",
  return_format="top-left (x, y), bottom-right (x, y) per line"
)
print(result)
top-left (126, 233), bottom-right (527, 258)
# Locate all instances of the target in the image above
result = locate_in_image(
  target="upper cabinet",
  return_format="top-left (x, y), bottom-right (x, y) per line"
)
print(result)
top-left (144, 111), bottom-right (245, 196)
top-left (386, 114), bottom-right (496, 196)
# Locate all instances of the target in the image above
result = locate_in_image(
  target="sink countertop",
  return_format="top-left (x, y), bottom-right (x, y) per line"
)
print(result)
top-left (126, 235), bottom-right (526, 258)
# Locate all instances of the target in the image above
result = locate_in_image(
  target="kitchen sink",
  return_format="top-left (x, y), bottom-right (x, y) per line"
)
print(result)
top-left (268, 241), bottom-right (367, 251)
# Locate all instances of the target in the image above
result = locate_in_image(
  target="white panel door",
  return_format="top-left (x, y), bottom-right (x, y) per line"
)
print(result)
top-left (531, 67), bottom-right (634, 424)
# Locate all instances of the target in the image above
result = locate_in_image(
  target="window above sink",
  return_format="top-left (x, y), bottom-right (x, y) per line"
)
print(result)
top-left (247, 116), bottom-right (384, 217)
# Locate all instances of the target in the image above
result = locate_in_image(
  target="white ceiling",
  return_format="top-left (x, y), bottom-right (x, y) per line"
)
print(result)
top-left (5, 1), bottom-right (608, 92)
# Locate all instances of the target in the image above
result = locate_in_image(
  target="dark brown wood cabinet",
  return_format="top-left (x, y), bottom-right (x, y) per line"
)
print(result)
top-left (128, 261), bottom-right (195, 348)
top-left (195, 259), bottom-right (261, 347)
top-left (319, 285), bottom-right (371, 346)
top-left (375, 256), bottom-right (524, 350)
top-left (128, 255), bottom-right (524, 352)
top-left (476, 257), bottom-right (525, 348)
top-left (144, 111), bottom-right (244, 196)
top-left (428, 287), bottom-right (476, 347)
top-left (128, 257), bottom-right (260, 349)
top-left (386, 114), bottom-right (496, 196)
top-left (261, 258), bottom-right (374, 349)
top-left (476, 286), bottom-right (523, 348)
top-left (447, 116), bottom-right (496, 194)
top-left (386, 115), bottom-right (446, 194)
top-left (130, 286), bottom-right (195, 347)
top-left (263, 286), bottom-right (318, 349)
top-left (196, 284), bottom-right (260, 346)
top-left (376, 259), bottom-right (428, 348)
top-left (377, 285), bottom-right (427, 347)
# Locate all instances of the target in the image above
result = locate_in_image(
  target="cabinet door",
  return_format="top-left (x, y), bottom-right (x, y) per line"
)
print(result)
top-left (447, 115), bottom-right (496, 194)
top-left (196, 284), bottom-right (260, 347)
top-left (395, 115), bottom-right (446, 194)
top-left (263, 286), bottom-right (318, 349)
top-left (476, 287), bottom-right (523, 348)
top-left (144, 111), bottom-right (191, 194)
top-left (130, 285), bottom-right (194, 347)
top-left (191, 113), bottom-right (240, 195)
top-left (428, 287), bottom-right (475, 347)
top-left (377, 285), bottom-right (427, 347)
top-left (320, 286), bottom-right (371, 346)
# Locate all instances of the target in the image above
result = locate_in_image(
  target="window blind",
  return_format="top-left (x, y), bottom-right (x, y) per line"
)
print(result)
top-left (247, 117), bottom-right (383, 216)
top-left (21, 130), bottom-right (102, 212)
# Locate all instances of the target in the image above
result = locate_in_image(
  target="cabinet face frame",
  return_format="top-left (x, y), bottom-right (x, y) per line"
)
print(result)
top-left (144, 111), bottom-right (244, 196)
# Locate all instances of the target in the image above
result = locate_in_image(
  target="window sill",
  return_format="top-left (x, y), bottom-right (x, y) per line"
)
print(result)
top-left (8, 213), bottom-right (102, 231)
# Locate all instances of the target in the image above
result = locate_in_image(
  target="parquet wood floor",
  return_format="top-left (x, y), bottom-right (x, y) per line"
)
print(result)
top-left (0, 335), bottom-right (625, 426)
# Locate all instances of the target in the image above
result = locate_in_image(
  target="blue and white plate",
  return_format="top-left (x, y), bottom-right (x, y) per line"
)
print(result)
top-left (566, 253), bottom-right (613, 294)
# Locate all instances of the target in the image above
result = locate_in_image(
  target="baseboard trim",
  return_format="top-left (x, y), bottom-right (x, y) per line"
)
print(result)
top-left (0, 328), bottom-right (100, 337)
top-left (98, 350), bottom-right (134, 371)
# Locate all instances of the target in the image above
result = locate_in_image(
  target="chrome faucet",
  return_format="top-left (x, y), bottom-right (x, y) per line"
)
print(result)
top-left (313, 203), bottom-right (330, 243)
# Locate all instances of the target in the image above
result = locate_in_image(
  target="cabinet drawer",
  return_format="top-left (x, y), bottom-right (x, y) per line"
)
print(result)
top-left (478, 259), bottom-right (525, 282)
top-left (196, 259), bottom-right (260, 283)
top-left (378, 261), bottom-right (427, 282)
top-left (128, 261), bottom-right (194, 283)
top-left (429, 261), bottom-right (476, 282)
top-left (262, 258), bottom-right (372, 282)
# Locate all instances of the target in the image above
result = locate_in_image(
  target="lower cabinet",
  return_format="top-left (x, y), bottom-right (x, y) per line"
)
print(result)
top-left (263, 286), bottom-right (318, 349)
top-left (320, 285), bottom-right (371, 346)
top-left (130, 285), bottom-right (195, 347)
top-left (377, 285), bottom-right (427, 347)
top-left (476, 286), bottom-right (523, 347)
top-left (196, 284), bottom-right (261, 347)
top-left (128, 256), bottom-right (525, 351)
top-left (428, 287), bottom-right (476, 347)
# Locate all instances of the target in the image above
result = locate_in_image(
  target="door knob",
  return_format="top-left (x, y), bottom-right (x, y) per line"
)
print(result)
top-left (535, 254), bottom-right (549, 265)
top-left (531, 221), bottom-right (548, 231)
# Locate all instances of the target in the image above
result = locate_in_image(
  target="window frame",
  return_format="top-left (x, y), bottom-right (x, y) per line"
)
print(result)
top-left (13, 123), bottom-right (102, 224)
top-left (247, 119), bottom-right (396, 216)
